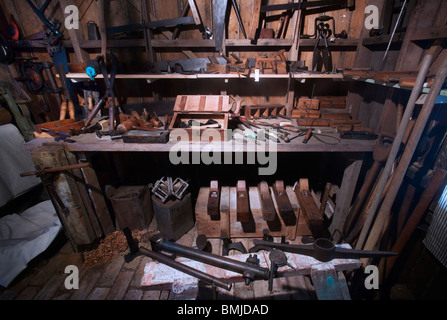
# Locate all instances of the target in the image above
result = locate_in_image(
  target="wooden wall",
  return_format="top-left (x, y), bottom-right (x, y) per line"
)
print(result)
top-left (0, 0), bottom-right (381, 123)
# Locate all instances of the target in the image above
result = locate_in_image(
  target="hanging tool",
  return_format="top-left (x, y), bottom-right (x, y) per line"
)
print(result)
top-left (301, 15), bottom-right (347, 72)
top-left (212, 0), bottom-right (247, 52)
top-left (83, 53), bottom-right (118, 130)
top-left (230, 0), bottom-right (247, 39)
top-left (57, 63), bottom-right (75, 121)
top-left (26, 0), bottom-right (75, 108)
top-left (312, 18), bottom-right (332, 72)
top-left (212, 0), bottom-right (229, 52)
top-left (252, 238), bottom-right (396, 263)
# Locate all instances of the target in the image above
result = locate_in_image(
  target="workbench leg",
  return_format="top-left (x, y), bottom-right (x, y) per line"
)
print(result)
top-left (329, 159), bottom-right (363, 242)
top-left (310, 265), bottom-right (351, 300)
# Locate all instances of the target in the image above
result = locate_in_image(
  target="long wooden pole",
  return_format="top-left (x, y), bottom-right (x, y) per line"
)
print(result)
top-left (385, 168), bottom-right (447, 277)
top-left (361, 54), bottom-right (447, 257)
top-left (355, 53), bottom-right (434, 250)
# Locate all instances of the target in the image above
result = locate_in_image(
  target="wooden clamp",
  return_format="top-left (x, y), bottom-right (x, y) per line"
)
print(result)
top-left (294, 179), bottom-right (329, 239)
top-left (207, 180), bottom-right (220, 220)
top-left (258, 181), bottom-right (276, 221)
top-left (236, 180), bottom-right (250, 222)
top-left (272, 181), bottom-right (296, 226)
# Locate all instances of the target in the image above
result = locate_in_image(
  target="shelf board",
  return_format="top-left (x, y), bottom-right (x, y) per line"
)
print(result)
top-left (25, 131), bottom-right (375, 153)
top-left (344, 76), bottom-right (447, 96)
top-left (10, 38), bottom-right (358, 51)
top-left (65, 72), bottom-right (344, 80)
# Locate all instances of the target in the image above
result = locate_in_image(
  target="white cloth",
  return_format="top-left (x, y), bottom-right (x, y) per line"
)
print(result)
top-left (0, 124), bottom-right (41, 207)
top-left (0, 200), bottom-right (61, 287)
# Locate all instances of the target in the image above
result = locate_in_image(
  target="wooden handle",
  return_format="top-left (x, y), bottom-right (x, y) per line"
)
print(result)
top-left (59, 101), bottom-right (68, 120)
top-left (68, 101), bottom-right (75, 120)
top-left (303, 129), bottom-right (313, 144)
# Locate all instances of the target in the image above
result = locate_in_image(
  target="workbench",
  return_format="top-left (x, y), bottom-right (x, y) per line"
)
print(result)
top-left (24, 129), bottom-right (373, 249)
top-left (25, 130), bottom-right (375, 153)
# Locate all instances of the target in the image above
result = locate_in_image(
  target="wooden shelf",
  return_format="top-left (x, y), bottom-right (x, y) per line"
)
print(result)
top-left (10, 38), bottom-right (358, 51)
top-left (343, 76), bottom-right (447, 97)
top-left (65, 72), bottom-right (344, 80)
top-left (25, 131), bottom-right (375, 153)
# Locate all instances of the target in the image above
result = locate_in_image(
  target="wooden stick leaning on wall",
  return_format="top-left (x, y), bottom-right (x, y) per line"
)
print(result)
top-left (355, 53), bottom-right (434, 250)
top-left (384, 168), bottom-right (447, 278)
top-left (360, 54), bottom-right (447, 261)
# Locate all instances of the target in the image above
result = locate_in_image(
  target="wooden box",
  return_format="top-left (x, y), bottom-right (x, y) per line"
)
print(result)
top-left (152, 193), bottom-right (194, 241)
top-left (36, 119), bottom-right (85, 134)
top-left (297, 98), bottom-right (320, 110)
top-left (169, 95), bottom-right (230, 141)
top-left (109, 186), bottom-right (154, 231)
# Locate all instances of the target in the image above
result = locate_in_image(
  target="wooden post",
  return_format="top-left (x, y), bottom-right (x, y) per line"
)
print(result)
top-left (59, 0), bottom-right (90, 63)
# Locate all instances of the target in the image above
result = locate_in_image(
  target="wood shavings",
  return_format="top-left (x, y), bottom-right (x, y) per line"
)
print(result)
top-left (82, 230), bottom-right (143, 268)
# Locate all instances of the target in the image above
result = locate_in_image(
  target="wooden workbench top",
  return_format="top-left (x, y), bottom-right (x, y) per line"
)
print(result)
top-left (24, 130), bottom-right (375, 153)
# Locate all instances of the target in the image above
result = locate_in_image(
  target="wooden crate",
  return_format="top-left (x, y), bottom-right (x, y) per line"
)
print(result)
top-left (109, 186), bottom-right (154, 231)
top-left (297, 98), bottom-right (320, 110)
top-left (169, 95), bottom-right (230, 141)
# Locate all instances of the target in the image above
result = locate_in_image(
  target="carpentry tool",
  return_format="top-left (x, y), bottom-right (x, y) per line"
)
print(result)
top-left (212, 0), bottom-right (247, 51)
top-left (302, 129), bottom-right (313, 144)
top-left (196, 234), bottom-right (212, 253)
top-left (83, 53), bottom-right (118, 130)
top-left (16, 59), bottom-right (57, 96)
top-left (56, 63), bottom-right (75, 121)
top-left (236, 180), bottom-right (251, 222)
top-left (249, 229), bottom-right (279, 253)
top-left (20, 163), bottom-right (91, 178)
top-left (268, 249), bottom-right (295, 291)
top-left (122, 130), bottom-right (170, 144)
top-left (152, 177), bottom-right (189, 203)
top-left (150, 234), bottom-right (270, 285)
top-left (96, 130), bottom-right (125, 140)
top-left (258, 181), bottom-right (276, 221)
top-left (294, 179), bottom-right (329, 239)
top-left (311, 18), bottom-right (332, 72)
top-left (207, 180), bottom-right (220, 220)
top-left (21, 163), bottom-right (91, 221)
top-left (340, 130), bottom-right (378, 140)
top-left (123, 228), bottom-right (232, 291)
top-left (253, 238), bottom-right (396, 263)
top-left (26, 0), bottom-right (77, 115)
top-left (220, 232), bottom-right (247, 256)
top-left (212, 0), bottom-right (229, 52)
top-left (272, 181), bottom-right (296, 226)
